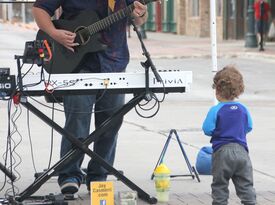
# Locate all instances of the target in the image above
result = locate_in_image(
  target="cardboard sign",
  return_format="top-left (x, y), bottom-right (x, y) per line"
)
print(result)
top-left (91, 181), bottom-right (114, 205)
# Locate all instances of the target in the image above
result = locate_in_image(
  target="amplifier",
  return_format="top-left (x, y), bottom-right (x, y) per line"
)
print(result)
top-left (0, 68), bottom-right (16, 98)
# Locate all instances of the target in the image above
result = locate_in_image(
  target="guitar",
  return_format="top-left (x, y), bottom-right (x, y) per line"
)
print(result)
top-left (36, 0), bottom-right (156, 74)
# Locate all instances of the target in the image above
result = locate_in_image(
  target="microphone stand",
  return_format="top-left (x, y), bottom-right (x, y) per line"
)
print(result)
top-left (130, 19), bottom-right (162, 100)
top-left (0, 161), bottom-right (16, 182)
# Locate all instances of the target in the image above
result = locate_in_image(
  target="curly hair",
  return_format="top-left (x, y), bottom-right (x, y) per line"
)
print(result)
top-left (212, 65), bottom-right (244, 100)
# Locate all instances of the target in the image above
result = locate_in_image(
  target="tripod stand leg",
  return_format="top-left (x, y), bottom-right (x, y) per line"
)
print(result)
top-left (192, 166), bottom-right (200, 182)
top-left (150, 132), bottom-right (172, 180)
top-left (173, 130), bottom-right (200, 182)
top-left (173, 130), bottom-right (193, 175)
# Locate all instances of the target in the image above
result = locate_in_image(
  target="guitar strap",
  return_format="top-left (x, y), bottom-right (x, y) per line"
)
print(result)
top-left (108, 0), bottom-right (129, 14)
top-left (108, 0), bottom-right (116, 14)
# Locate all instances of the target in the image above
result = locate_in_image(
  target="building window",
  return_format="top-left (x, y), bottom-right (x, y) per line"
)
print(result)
top-left (229, 0), bottom-right (236, 19)
top-left (191, 0), bottom-right (199, 17)
top-left (216, 0), bottom-right (222, 16)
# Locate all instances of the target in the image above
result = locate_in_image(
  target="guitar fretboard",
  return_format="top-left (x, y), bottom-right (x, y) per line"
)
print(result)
top-left (87, 0), bottom-right (149, 35)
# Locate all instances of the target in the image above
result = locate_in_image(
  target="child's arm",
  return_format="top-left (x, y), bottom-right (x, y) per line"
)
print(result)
top-left (246, 108), bottom-right (253, 133)
top-left (202, 107), bottom-right (217, 136)
top-left (242, 104), bottom-right (253, 133)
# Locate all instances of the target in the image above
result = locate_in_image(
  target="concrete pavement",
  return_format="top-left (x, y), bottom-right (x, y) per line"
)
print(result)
top-left (0, 22), bottom-right (275, 205)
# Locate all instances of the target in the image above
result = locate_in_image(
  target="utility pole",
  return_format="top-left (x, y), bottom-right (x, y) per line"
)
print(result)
top-left (210, 0), bottom-right (218, 105)
top-left (245, 0), bottom-right (258, 47)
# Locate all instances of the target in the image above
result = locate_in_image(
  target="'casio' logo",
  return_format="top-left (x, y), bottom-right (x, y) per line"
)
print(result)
top-left (230, 105), bottom-right (238, 110)
top-left (0, 83), bottom-right (11, 89)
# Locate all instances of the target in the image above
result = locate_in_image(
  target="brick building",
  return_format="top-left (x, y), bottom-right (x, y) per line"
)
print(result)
top-left (1, 0), bottom-right (275, 41)
top-left (145, 0), bottom-right (275, 40)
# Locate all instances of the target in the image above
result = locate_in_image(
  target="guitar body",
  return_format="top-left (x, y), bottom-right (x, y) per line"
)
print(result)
top-left (36, 10), bottom-right (107, 74)
top-left (36, 0), bottom-right (157, 74)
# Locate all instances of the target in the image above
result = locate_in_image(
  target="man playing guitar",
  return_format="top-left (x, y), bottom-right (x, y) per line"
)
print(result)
top-left (32, 0), bottom-right (148, 195)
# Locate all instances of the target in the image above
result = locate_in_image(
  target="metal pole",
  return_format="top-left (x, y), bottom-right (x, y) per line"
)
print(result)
top-left (7, 0), bottom-right (12, 21)
top-left (245, 0), bottom-right (258, 47)
top-left (21, 2), bottom-right (26, 23)
top-left (210, 0), bottom-right (218, 105)
top-left (259, 1), bottom-right (265, 51)
top-left (140, 24), bottom-right (147, 39)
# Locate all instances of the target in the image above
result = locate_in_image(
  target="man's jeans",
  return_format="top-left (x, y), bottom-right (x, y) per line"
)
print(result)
top-left (58, 91), bottom-right (125, 187)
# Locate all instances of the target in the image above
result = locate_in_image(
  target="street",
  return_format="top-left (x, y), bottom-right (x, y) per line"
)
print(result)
top-left (1, 23), bottom-right (275, 204)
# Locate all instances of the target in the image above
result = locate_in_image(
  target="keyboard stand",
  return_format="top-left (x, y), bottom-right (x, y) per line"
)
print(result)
top-left (13, 55), bottom-right (157, 204)
top-left (15, 93), bottom-right (157, 204)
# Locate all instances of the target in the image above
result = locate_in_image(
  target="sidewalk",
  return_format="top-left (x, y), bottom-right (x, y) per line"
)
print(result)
top-left (1, 22), bottom-right (275, 205)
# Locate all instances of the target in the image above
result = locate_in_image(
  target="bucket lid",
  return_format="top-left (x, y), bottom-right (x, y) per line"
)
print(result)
top-left (154, 163), bottom-right (171, 174)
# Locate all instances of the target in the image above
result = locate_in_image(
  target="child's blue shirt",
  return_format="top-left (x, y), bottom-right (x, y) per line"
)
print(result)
top-left (202, 101), bottom-right (252, 152)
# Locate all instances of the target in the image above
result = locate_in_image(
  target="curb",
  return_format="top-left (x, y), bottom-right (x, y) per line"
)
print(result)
top-left (129, 52), bottom-right (275, 61)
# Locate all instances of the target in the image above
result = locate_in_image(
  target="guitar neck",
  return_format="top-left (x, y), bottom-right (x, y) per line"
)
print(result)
top-left (87, 0), bottom-right (151, 35)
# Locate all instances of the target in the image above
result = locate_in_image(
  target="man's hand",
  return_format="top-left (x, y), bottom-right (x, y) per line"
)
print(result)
top-left (51, 29), bottom-right (79, 52)
top-left (132, 1), bottom-right (148, 25)
top-left (32, 7), bottom-right (79, 52)
top-left (132, 1), bottom-right (147, 18)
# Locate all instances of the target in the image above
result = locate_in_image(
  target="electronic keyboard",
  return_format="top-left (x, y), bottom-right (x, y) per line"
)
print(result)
top-left (21, 70), bottom-right (192, 96)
